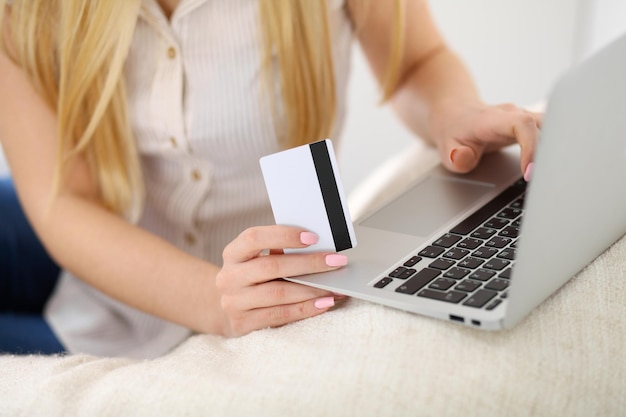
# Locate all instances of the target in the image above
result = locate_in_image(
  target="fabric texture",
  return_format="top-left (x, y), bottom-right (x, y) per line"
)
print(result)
top-left (44, 0), bottom-right (353, 359)
top-left (0, 143), bottom-right (624, 416)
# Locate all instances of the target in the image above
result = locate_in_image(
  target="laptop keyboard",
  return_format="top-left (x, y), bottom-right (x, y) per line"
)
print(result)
top-left (373, 178), bottom-right (527, 311)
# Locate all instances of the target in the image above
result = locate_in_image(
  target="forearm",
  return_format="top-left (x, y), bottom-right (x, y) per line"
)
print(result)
top-left (349, 0), bottom-right (484, 149)
top-left (390, 46), bottom-right (482, 146)
top-left (41, 193), bottom-right (224, 334)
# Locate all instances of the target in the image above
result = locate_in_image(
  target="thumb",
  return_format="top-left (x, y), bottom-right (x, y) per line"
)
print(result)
top-left (444, 144), bottom-right (484, 173)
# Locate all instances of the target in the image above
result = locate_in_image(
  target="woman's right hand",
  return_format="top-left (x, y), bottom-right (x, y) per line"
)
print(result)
top-left (215, 225), bottom-right (348, 337)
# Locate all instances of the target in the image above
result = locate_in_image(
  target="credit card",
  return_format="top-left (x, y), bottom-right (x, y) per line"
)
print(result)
top-left (260, 139), bottom-right (357, 253)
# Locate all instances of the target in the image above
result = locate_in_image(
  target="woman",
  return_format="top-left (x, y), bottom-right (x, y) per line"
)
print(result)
top-left (0, 0), bottom-right (540, 358)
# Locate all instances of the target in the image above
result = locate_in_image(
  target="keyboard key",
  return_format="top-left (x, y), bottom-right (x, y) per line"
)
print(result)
top-left (510, 198), bottom-right (525, 209)
top-left (484, 217), bottom-right (509, 229)
top-left (512, 218), bottom-right (523, 228)
top-left (486, 299), bottom-right (503, 310)
top-left (457, 238), bottom-right (482, 250)
top-left (462, 289), bottom-right (498, 308)
top-left (395, 268), bottom-right (440, 295)
top-left (499, 226), bottom-right (520, 238)
top-left (433, 233), bottom-right (462, 248)
top-left (418, 289), bottom-right (467, 304)
top-left (471, 227), bottom-right (497, 239)
top-left (485, 236), bottom-right (512, 248)
top-left (485, 278), bottom-right (510, 291)
top-left (429, 278), bottom-right (457, 291)
top-left (497, 249), bottom-right (516, 260)
top-left (497, 207), bottom-right (522, 219)
top-left (484, 259), bottom-right (510, 271)
top-left (499, 268), bottom-right (513, 279)
top-left (457, 257), bottom-right (484, 269)
top-left (374, 277), bottom-right (393, 288)
top-left (389, 267), bottom-right (417, 280)
top-left (449, 184), bottom-right (525, 235)
top-left (455, 279), bottom-right (481, 292)
top-left (429, 258), bottom-right (456, 270)
top-left (443, 248), bottom-right (470, 260)
top-left (418, 246), bottom-right (445, 258)
top-left (469, 269), bottom-right (496, 281)
top-left (443, 267), bottom-right (471, 279)
top-left (472, 247), bottom-right (499, 259)
top-left (513, 178), bottom-right (528, 190)
top-left (403, 256), bottom-right (422, 267)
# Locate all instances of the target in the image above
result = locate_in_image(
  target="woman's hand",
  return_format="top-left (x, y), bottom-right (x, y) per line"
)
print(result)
top-left (215, 225), bottom-right (347, 337)
top-left (431, 100), bottom-right (543, 180)
top-left (348, 0), bottom-right (542, 180)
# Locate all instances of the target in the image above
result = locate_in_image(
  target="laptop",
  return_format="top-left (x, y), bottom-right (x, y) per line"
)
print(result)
top-left (287, 32), bottom-right (626, 330)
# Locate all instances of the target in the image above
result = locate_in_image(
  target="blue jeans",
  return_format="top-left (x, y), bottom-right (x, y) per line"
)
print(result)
top-left (0, 177), bottom-right (66, 354)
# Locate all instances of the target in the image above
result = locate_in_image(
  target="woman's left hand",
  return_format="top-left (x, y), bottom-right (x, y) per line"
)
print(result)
top-left (431, 101), bottom-right (543, 180)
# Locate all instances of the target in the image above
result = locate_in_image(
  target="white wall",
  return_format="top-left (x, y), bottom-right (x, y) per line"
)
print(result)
top-left (574, 0), bottom-right (626, 61)
top-left (339, 0), bottom-right (626, 193)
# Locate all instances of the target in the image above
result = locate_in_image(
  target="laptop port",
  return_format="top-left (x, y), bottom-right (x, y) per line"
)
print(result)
top-left (449, 314), bottom-right (464, 323)
top-left (471, 319), bottom-right (481, 326)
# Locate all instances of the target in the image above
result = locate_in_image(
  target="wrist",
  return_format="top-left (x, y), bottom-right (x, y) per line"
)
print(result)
top-left (185, 261), bottom-right (229, 336)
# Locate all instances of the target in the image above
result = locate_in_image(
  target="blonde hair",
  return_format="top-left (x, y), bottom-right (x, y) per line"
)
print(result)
top-left (1, 0), bottom-right (403, 218)
top-left (1, 0), bottom-right (143, 219)
top-left (260, 0), bottom-right (404, 147)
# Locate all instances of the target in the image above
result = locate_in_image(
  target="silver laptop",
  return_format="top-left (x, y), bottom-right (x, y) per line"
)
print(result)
top-left (289, 33), bottom-right (626, 330)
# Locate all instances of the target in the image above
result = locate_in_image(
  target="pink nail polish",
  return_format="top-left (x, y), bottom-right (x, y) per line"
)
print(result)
top-left (314, 297), bottom-right (335, 309)
top-left (524, 162), bottom-right (535, 182)
top-left (300, 232), bottom-right (318, 245)
top-left (325, 254), bottom-right (348, 267)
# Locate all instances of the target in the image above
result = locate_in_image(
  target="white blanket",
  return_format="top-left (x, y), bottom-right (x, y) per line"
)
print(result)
top-left (1, 144), bottom-right (624, 417)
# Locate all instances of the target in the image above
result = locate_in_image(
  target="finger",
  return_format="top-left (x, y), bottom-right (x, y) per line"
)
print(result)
top-left (224, 280), bottom-right (336, 311)
top-left (491, 112), bottom-right (540, 174)
top-left (223, 226), bottom-right (318, 263)
top-left (527, 110), bottom-right (543, 129)
top-left (224, 252), bottom-right (348, 287)
top-left (468, 108), bottom-right (540, 174)
top-left (226, 297), bottom-right (339, 336)
top-left (446, 143), bottom-right (484, 173)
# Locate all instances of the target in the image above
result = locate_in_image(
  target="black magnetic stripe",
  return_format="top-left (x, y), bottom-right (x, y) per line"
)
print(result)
top-left (309, 141), bottom-right (352, 251)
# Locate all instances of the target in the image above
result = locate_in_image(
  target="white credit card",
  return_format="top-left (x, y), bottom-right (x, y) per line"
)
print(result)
top-left (260, 139), bottom-right (357, 254)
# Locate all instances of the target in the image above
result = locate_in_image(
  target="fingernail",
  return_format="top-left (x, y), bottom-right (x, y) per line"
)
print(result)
top-left (314, 297), bottom-right (335, 309)
top-left (524, 162), bottom-right (535, 182)
top-left (325, 254), bottom-right (348, 267)
top-left (300, 232), bottom-right (318, 245)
